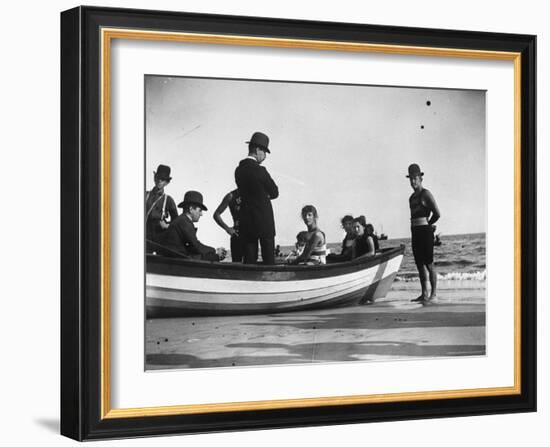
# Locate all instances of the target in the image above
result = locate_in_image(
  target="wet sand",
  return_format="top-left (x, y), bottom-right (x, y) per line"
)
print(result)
top-left (145, 287), bottom-right (486, 370)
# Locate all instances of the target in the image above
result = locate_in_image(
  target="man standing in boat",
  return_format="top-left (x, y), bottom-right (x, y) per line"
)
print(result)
top-left (235, 131), bottom-right (279, 265)
top-left (213, 188), bottom-right (244, 262)
top-left (145, 164), bottom-right (178, 253)
top-left (407, 163), bottom-right (441, 303)
top-left (159, 190), bottom-right (226, 261)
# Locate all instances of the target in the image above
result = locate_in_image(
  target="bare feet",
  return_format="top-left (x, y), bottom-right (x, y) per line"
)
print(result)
top-left (426, 294), bottom-right (438, 304)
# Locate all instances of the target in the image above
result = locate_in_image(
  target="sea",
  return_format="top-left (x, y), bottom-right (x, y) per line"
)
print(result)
top-left (379, 232), bottom-right (486, 282)
top-left (278, 232), bottom-right (485, 282)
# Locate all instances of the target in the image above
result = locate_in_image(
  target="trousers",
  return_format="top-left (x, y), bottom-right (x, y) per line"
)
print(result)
top-left (243, 237), bottom-right (275, 265)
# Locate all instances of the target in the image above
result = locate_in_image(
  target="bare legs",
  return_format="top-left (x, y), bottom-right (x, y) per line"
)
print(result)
top-left (426, 263), bottom-right (437, 300)
top-left (411, 262), bottom-right (437, 302)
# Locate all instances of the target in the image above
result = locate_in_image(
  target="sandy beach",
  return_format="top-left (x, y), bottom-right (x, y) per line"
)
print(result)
top-left (145, 284), bottom-right (486, 370)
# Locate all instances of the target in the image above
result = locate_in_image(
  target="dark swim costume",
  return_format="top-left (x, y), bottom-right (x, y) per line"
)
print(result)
top-left (409, 189), bottom-right (431, 218)
top-left (411, 225), bottom-right (434, 265)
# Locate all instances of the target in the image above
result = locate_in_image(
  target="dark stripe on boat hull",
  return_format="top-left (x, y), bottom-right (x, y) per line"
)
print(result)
top-left (146, 273), bottom-right (397, 318)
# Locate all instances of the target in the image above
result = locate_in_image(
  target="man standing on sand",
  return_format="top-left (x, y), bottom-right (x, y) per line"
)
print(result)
top-left (407, 163), bottom-right (441, 303)
top-left (235, 131), bottom-right (279, 265)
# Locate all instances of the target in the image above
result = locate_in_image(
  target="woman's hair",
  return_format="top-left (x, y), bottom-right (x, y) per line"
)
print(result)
top-left (365, 223), bottom-right (375, 234)
top-left (301, 205), bottom-right (318, 219)
top-left (353, 215), bottom-right (367, 228)
top-left (340, 215), bottom-right (354, 225)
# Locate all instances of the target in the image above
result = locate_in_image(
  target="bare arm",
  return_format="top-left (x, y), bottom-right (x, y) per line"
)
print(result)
top-left (424, 190), bottom-right (441, 226)
top-left (365, 236), bottom-right (375, 256)
top-left (295, 232), bottom-right (323, 263)
top-left (213, 192), bottom-right (237, 236)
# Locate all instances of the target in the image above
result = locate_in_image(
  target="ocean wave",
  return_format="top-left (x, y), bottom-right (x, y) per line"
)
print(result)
top-left (436, 259), bottom-right (475, 267)
top-left (396, 270), bottom-right (486, 282)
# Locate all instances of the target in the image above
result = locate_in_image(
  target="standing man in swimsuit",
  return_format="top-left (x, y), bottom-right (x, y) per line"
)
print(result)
top-left (407, 163), bottom-right (441, 303)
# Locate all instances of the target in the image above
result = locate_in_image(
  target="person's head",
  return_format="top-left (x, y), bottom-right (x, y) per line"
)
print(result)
top-left (178, 190), bottom-right (208, 222)
top-left (249, 145), bottom-right (268, 164)
top-left (295, 231), bottom-right (308, 249)
top-left (365, 223), bottom-right (375, 236)
top-left (406, 163), bottom-right (424, 191)
top-left (182, 204), bottom-right (203, 222)
top-left (246, 132), bottom-right (270, 164)
top-left (341, 215), bottom-right (354, 234)
top-left (352, 216), bottom-right (367, 237)
top-left (154, 164), bottom-right (172, 189)
top-left (301, 205), bottom-right (318, 227)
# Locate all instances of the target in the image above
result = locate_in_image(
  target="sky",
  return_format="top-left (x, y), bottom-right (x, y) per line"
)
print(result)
top-left (145, 75), bottom-right (486, 248)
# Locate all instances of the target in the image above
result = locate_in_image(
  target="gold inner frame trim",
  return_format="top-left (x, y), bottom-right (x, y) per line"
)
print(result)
top-left (100, 27), bottom-right (522, 419)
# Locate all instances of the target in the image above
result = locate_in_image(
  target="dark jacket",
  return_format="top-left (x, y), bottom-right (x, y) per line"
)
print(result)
top-left (145, 188), bottom-right (178, 243)
top-left (234, 158), bottom-right (279, 239)
top-left (159, 214), bottom-right (219, 261)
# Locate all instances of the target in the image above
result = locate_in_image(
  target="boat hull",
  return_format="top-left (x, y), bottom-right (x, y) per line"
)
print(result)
top-left (146, 246), bottom-right (404, 318)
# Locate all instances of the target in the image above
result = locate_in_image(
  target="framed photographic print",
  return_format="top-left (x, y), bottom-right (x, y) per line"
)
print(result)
top-left (60, 6), bottom-right (536, 441)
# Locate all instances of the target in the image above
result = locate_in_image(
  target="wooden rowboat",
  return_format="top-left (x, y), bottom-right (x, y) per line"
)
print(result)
top-left (146, 245), bottom-right (405, 318)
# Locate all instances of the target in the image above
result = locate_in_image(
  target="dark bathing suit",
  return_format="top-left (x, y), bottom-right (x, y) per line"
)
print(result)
top-left (228, 189), bottom-right (244, 262)
top-left (410, 189), bottom-right (434, 265)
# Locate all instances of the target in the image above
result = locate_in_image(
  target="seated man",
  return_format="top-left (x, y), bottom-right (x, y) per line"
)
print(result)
top-left (160, 190), bottom-right (226, 261)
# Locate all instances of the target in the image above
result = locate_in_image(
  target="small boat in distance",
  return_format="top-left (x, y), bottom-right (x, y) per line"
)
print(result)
top-left (146, 245), bottom-right (405, 318)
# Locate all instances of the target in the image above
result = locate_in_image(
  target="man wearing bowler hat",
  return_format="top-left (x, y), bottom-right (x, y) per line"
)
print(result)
top-left (145, 164), bottom-right (178, 253)
top-left (407, 163), bottom-right (441, 303)
top-left (235, 131), bottom-right (279, 264)
top-left (160, 190), bottom-right (226, 261)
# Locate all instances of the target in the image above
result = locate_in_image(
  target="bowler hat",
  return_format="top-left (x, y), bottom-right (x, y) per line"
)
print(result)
top-left (406, 163), bottom-right (424, 178)
top-left (246, 131), bottom-right (270, 153)
top-left (178, 190), bottom-right (208, 211)
top-left (154, 164), bottom-right (172, 181)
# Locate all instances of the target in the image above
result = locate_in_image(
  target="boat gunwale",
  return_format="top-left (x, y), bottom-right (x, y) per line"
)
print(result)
top-left (146, 244), bottom-right (405, 274)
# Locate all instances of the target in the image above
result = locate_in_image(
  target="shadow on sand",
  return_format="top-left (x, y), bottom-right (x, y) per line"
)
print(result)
top-left (242, 309), bottom-right (485, 331)
top-left (146, 304), bottom-right (486, 370)
top-left (146, 339), bottom-right (485, 369)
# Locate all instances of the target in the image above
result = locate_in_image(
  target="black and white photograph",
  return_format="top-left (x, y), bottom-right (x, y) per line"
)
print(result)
top-left (144, 75), bottom-right (486, 371)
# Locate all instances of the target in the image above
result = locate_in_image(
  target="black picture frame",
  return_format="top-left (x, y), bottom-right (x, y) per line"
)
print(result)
top-left (61, 5), bottom-right (536, 441)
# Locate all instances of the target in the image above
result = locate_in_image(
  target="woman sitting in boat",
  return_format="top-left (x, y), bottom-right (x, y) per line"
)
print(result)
top-left (352, 216), bottom-right (376, 258)
top-left (326, 214), bottom-right (355, 263)
top-left (365, 223), bottom-right (380, 252)
top-left (287, 205), bottom-right (327, 265)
